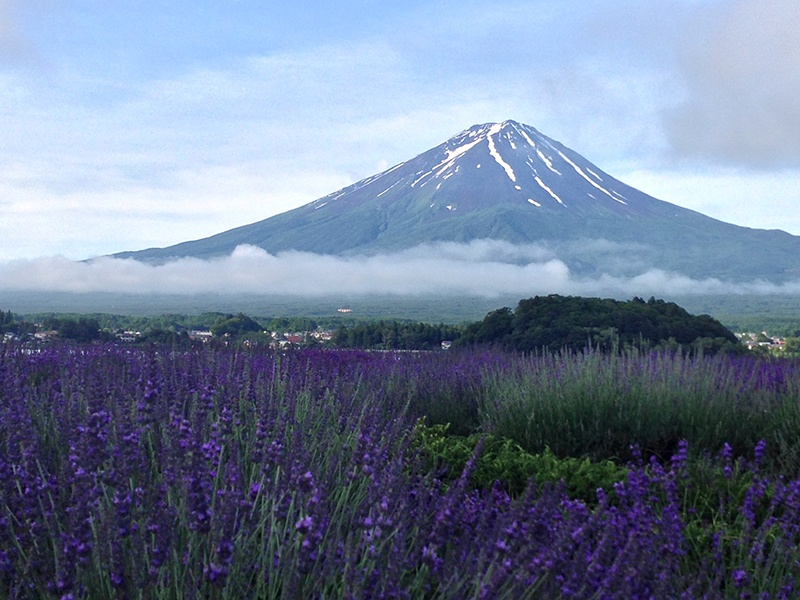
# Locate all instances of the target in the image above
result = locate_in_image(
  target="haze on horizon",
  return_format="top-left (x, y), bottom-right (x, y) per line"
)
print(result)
top-left (2, 241), bottom-right (800, 301)
top-left (1, 0), bottom-right (800, 301)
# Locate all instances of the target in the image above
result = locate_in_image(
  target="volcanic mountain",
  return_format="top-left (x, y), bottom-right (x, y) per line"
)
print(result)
top-left (115, 120), bottom-right (800, 282)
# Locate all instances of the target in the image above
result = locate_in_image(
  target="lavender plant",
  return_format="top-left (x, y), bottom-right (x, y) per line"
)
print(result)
top-left (0, 343), bottom-right (799, 598)
top-left (477, 347), bottom-right (800, 474)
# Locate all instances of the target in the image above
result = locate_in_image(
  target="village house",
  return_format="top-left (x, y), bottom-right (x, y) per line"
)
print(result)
top-left (115, 330), bottom-right (140, 343)
top-left (188, 330), bottom-right (213, 343)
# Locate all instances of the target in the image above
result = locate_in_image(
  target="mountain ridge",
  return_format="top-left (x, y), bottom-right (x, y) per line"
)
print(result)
top-left (113, 120), bottom-right (800, 283)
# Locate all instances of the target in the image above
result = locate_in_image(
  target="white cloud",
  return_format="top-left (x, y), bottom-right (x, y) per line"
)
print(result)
top-left (2, 241), bottom-right (800, 299)
top-left (666, 0), bottom-right (800, 166)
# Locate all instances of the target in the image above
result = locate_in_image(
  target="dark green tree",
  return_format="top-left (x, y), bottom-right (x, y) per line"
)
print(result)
top-left (56, 318), bottom-right (106, 343)
top-left (210, 313), bottom-right (263, 338)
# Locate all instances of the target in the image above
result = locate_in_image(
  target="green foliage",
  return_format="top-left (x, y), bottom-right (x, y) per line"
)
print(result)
top-left (39, 316), bottom-right (109, 342)
top-left (210, 313), bottom-right (264, 337)
top-left (412, 422), bottom-right (629, 505)
top-left (462, 307), bottom-right (514, 344)
top-left (10, 293), bottom-right (761, 354)
top-left (29, 311), bottom-right (228, 334)
top-left (59, 318), bottom-right (103, 342)
top-left (332, 320), bottom-right (462, 350)
top-left (457, 294), bottom-right (741, 354)
top-left (137, 327), bottom-right (193, 346)
top-left (0, 309), bottom-right (14, 329)
top-left (0, 310), bottom-right (36, 337)
top-left (783, 337), bottom-right (800, 355)
top-left (263, 316), bottom-right (318, 334)
top-left (413, 420), bottom-right (790, 584)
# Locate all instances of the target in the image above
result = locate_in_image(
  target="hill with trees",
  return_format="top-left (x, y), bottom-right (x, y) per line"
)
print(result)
top-left (456, 295), bottom-right (741, 354)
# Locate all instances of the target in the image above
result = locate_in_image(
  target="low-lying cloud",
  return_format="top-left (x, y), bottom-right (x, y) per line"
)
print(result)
top-left (3, 241), bottom-right (800, 299)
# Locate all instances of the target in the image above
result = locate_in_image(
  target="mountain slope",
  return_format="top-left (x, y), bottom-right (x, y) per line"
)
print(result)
top-left (114, 120), bottom-right (800, 282)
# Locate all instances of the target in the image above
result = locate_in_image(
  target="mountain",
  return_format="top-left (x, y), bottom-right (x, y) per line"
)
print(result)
top-left (114, 120), bottom-right (800, 282)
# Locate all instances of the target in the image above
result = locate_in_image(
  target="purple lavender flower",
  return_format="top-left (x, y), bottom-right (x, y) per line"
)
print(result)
top-left (203, 562), bottom-right (228, 586)
top-left (295, 515), bottom-right (314, 536)
top-left (754, 439), bottom-right (767, 471)
top-left (733, 567), bottom-right (750, 588)
top-left (671, 439), bottom-right (689, 480)
top-left (721, 442), bottom-right (734, 479)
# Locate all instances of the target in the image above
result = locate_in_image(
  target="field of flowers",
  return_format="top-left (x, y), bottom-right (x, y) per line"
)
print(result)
top-left (1, 343), bottom-right (800, 599)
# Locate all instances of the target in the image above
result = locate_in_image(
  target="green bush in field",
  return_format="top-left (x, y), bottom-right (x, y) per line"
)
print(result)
top-left (411, 421), bottom-right (629, 505)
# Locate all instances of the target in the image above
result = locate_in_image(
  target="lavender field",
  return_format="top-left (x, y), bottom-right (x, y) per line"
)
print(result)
top-left (2, 343), bottom-right (800, 599)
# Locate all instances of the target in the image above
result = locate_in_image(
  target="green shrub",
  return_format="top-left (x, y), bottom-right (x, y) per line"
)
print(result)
top-left (411, 421), bottom-right (629, 505)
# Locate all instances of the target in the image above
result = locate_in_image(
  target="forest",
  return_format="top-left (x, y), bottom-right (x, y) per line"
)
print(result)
top-left (2, 295), bottom-right (748, 354)
top-left (456, 295), bottom-right (743, 354)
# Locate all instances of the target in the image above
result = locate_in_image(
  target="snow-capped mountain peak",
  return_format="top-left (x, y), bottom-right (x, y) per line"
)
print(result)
top-left (306, 120), bottom-right (634, 218)
top-left (113, 119), bottom-right (800, 284)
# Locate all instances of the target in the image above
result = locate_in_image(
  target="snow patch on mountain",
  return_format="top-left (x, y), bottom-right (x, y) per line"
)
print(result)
top-left (487, 124), bottom-right (517, 182)
top-left (586, 167), bottom-right (603, 181)
top-left (445, 138), bottom-right (483, 162)
top-left (535, 176), bottom-right (565, 206)
top-left (411, 171), bottom-right (433, 188)
top-left (409, 133), bottom-right (488, 188)
top-left (376, 181), bottom-right (401, 198)
top-left (537, 149), bottom-right (561, 175)
top-left (510, 124), bottom-right (561, 176)
top-left (555, 149), bottom-right (626, 205)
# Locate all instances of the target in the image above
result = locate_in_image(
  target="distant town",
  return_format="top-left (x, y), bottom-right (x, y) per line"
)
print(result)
top-left (736, 331), bottom-right (796, 353)
top-left (2, 299), bottom-right (800, 356)
top-left (2, 321), bottom-right (799, 357)
top-left (5, 327), bottom-right (788, 347)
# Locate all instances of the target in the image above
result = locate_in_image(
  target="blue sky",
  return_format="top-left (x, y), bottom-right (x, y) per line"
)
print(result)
top-left (2, 0), bottom-right (800, 263)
